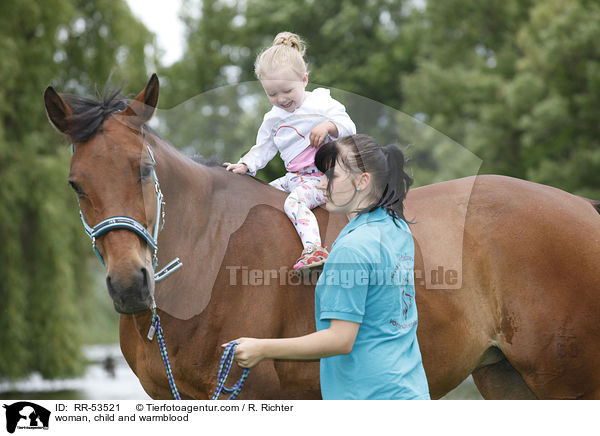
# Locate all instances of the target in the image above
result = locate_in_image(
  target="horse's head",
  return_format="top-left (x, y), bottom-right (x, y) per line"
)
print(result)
top-left (43, 75), bottom-right (161, 314)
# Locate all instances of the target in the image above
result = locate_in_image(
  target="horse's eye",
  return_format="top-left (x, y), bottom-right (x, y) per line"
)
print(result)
top-left (68, 181), bottom-right (85, 197)
top-left (140, 165), bottom-right (153, 180)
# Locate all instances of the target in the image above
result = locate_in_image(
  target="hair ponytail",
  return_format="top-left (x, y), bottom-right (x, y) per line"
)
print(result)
top-left (272, 32), bottom-right (306, 56)
top-left (379, 144), bottom-right (413, 223)
top-left (254, 31), bottom-right (308, 79)
top-left (315, 134), bottom-right (413, 225)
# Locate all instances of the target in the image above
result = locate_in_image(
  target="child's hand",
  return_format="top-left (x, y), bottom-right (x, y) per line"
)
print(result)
top-left (223, 338), bottom-right (265, 368)
top-left (223, 162), bottom-right (248, 174)
top-left (310, 121), bottom-right (338, 148)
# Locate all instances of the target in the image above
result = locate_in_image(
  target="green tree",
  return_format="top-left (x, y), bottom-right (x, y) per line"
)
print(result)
top-left (162, 0), bottom-right (600, 194)
top-left (402, 0), bottom-right (600, 196)
top-left (159, 0), bottom-right (423, 182)
top-left (0, 0), bottom-right (154, 380)
top-left (515, 0), bottom-right (600, 197)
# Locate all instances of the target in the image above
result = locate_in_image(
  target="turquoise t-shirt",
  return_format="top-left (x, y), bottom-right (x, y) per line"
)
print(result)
top-left (315, 207), bottom-right (430, 400)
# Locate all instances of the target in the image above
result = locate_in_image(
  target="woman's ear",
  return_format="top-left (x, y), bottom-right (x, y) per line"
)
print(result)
top-left (358, 172), bottom-right (371, 191)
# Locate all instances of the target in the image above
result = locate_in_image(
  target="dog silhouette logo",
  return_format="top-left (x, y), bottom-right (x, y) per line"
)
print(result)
top-left (3, 402), bottom-right (50, 433)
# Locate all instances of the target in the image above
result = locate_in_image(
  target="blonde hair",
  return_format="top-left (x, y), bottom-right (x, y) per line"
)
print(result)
top-left (254, 32), bottom-right (308, 80)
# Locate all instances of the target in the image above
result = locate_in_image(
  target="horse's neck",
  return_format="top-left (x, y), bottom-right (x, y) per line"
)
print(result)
top-left (156, 144), bottom-right (214, 231)
top-left (156, 141), bottom-right (280, 237)
top-left (151, 139), bottom-right (283, 320)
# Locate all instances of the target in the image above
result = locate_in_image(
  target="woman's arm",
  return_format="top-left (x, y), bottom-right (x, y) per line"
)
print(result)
top-left (228, 319), bottom-right (360, 368)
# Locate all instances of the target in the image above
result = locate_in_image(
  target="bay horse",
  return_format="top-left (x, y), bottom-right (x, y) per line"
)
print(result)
top-left (44, 74), bottom-right (600, 399)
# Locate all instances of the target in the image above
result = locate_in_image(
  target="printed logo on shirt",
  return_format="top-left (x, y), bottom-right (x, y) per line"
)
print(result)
top-left (402, 288), bottom-right (415, 320)
top-left (274, 125), bottom-right (305, 139)
top-left (391, 254), bottom-right (415, 320)
top-left (391, 254), bottom-right (413, 282)
top-left (389, 319), bottom-right (417, 329)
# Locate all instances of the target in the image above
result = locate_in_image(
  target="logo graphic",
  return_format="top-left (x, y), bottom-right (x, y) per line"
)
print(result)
top-left (3, 402), bottom-right (50, 434)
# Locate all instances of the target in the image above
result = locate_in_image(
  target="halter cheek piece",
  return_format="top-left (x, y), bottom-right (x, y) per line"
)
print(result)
top-left (72, 143), bottom-right (182, 283)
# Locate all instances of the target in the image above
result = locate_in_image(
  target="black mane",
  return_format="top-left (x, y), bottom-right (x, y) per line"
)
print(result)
top-left (191, 155), bottom-right (223, 167)
top-left (62, 86), bottom-right (129, 143)
top-left (62, 83), bottom-right (225, 168)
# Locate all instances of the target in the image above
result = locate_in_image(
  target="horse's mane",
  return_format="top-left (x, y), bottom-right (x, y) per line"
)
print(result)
top-left (144, 126), bottom-right (224, 168)
top-left (62, 85), bottom-right (129, 143)
top-left (191, 155), bottom-right (223, 167)
top-left (62, 82), bottom-right (227, 169)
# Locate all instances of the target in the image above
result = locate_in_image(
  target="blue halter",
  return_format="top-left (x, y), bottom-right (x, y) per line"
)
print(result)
top-left (73, 143), bottom-right (182, 282)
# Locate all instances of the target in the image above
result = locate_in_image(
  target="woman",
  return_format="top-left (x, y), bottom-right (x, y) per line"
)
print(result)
top-left (227, 134), bottom-right (430, 400)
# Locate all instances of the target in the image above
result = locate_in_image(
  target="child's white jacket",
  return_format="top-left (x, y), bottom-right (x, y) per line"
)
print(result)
top-left (239, 88), bottom-right (356, 176)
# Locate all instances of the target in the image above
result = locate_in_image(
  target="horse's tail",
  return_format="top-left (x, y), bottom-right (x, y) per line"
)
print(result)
top-left (578, 196), bottom-right (600, 215)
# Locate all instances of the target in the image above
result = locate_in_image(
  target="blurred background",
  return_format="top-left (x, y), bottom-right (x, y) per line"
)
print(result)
top-left (1, 0), bottom-right (599, 399)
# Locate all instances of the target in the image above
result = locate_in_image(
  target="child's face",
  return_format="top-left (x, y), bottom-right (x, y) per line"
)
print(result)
top-left (260, 68), bottom-right (308, 112)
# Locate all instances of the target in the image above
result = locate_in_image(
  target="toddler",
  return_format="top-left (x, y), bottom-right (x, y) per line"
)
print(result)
top-left (224, 32), bottom-right (356, 270)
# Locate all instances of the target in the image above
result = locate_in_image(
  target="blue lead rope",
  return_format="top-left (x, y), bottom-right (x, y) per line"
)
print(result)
top-left (151, 308), bottom-right (181, 400)
top-left (211, 342), bottom-right (251, 400)
top-left (148, 311), bottom-right (250, 400)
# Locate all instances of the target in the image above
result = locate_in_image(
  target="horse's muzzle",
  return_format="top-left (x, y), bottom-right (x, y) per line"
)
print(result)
top-left (106, 267), bottom-right (154, 314)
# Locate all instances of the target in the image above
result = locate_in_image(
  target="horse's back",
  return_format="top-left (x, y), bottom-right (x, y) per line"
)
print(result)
top-left (408, 175), bottom-right (600, 399)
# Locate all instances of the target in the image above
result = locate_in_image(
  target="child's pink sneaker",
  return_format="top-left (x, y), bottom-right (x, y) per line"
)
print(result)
top-left (293, 245), bottom-right (329, 271)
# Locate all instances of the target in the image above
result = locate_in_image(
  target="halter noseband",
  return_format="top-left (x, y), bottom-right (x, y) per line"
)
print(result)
top-left (73, 141), bottom-right (182, 282)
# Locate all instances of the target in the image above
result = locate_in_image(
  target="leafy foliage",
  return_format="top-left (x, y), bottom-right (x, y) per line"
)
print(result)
top-left (160, 0), bottom-right (600, 197)
top-left (403, 0), bottom-right (600, 196)
top-left (4, 0), bottom-right (600, 383)
top-left (0, 0), bottom-right (153, 380)
top-left (159, 0), bottom-right (426, 183)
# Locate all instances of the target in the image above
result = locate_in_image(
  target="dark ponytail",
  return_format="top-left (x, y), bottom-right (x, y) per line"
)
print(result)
top-left (315, 134), bottom-right (413, 224)
top-left (377, 144), bottom-right (413, 223)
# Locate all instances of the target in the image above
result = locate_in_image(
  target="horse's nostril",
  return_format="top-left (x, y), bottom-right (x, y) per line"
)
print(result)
top-left (105, 268), bottom-right (152, 314)
top-left (106, 275), bottom-right (114, 294)
top-left (106, 275), bottom-right (122, 303)
top-left (140, 268), bottom-right (149, 293)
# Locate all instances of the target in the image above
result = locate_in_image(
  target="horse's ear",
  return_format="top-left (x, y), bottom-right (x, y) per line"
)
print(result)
top-left (120, 74), bottom-right (159, 126)
top-left (43, 86), bottom-right (73, 134)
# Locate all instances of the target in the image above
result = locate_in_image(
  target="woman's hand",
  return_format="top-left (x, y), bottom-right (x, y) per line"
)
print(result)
top-left (223, 162), bottom-right (248, 174)
top-left (223, 321), bottom-right (359, 367)
top-left (309, 121), bottom-right (338, 148)
top-left (225, 338), bottom-right (265, 368)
